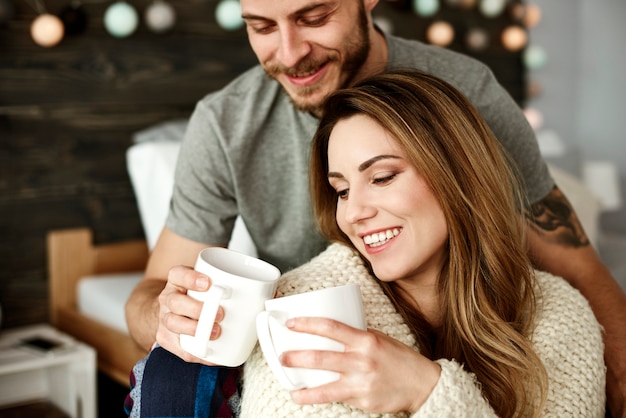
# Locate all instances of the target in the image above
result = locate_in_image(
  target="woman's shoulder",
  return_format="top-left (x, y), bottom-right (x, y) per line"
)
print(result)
top-left (531, 270), bottom-right (606, 416)
top-left (533, 270), bottom-right (598, 323)
top-left (532, 270), bottom-right (603, 347)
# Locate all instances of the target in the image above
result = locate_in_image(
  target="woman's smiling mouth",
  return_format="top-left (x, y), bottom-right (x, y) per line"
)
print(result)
top-left (363, 228), bottom-right (401, 247)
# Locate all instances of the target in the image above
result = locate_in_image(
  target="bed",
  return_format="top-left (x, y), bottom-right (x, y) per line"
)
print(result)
top-left (48, 228), bottom-right (149, 386)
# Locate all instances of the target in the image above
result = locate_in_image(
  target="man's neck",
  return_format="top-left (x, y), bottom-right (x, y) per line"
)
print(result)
top-left (353, 25), bottom-right (389, 85)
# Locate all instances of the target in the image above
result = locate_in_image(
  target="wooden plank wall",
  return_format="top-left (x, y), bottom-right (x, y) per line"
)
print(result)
top-left (0, 0), bottom-right (524, 329)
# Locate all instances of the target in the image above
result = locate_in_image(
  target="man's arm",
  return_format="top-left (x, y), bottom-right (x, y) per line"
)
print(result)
top-left (125, 227), bottom-right (212, 353)
top-left (526, 185), bottom-right (626, 418)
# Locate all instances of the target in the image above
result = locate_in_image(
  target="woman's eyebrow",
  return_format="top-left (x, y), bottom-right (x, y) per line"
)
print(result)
top-left (358, 155), bottom-right (400, 171)
top-left (327, 155), bottom-right (400, 179)
top-left (327, 171), bottom-right (344, 179)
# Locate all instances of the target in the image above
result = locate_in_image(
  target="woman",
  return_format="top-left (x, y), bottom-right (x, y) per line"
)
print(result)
top-left (240, 70), bottom-right (605, 417)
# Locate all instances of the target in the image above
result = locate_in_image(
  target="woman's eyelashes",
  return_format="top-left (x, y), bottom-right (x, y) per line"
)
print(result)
top-left (336, 187), bottom-right (349, 200)
top-left (332, 172), bottom-right (398, 200)
top-left (372, 173), bottom-right (397, 186)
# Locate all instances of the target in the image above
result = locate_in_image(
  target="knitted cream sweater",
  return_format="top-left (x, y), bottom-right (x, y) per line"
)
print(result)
top-left (240, 244), bottom-right (606, 417)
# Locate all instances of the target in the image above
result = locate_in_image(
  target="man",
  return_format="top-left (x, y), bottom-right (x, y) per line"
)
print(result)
top-left (126, 0), bottom-right (626, 416)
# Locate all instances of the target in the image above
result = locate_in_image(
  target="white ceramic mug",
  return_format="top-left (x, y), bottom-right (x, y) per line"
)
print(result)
top-left (180, 247), bottom-right (281, 367)
top-left (256, 283), bottom-right (366, 390)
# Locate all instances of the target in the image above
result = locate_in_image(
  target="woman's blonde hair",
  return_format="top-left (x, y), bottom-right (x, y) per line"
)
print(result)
top-left (310, 69), bottom-right (548, 417)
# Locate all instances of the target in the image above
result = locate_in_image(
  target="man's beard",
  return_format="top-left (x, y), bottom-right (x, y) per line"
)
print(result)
top-left (263, 7), bottom-right (370, 116)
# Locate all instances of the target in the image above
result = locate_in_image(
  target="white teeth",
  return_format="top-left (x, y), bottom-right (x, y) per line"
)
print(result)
top-left (363, 228), bottom-right (400, 247)
top-left (295, 69), bottom-right (316, 77)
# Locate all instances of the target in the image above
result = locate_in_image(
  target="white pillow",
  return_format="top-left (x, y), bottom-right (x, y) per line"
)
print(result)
top-left (127, 140), bottom-right (180, 250)
top-left (126, 120), bottom-right (257, 256)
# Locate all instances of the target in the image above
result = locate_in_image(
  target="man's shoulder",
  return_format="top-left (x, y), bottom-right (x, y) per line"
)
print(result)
top-left (387, 35), bottom-right (491, 86)
top-left (388, 35), bottom-right (486, 68)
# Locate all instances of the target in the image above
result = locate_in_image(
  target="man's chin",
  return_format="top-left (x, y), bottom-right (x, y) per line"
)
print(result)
top-left (265, 69), bottom-right (330, 116)
top-left (286, 90), bottom-right (329, 117)
top-left (291, 100), bottom-right (323, 117)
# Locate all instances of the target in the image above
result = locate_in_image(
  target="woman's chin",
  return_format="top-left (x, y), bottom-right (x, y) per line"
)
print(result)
top-left (372, 266), bottom-right (400, 283)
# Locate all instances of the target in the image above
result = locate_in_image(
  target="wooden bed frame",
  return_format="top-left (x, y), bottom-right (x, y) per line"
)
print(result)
top-left (47, 228), bottom-right (150, 386)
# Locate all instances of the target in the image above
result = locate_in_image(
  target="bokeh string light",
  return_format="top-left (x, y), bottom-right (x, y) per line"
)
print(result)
top-left (214, 0), bottom-right (243, 31)
top-left (413, 0), bottom-right (440, 17)
top-left (501, 24), bottom-right (527, 51)
top-left (479, 0), bottom-right (506, 18)
top-left (103, 1), bottom-right (138, 38)
top-left (520, 3), bottom-right (547, 132)
top-left (383, 0), bottom-right (548, 125)
top-left (31, 12), bottom-right (64, 46)
top-left (386, 0), bottom-right (545, 57)
top-left (144, 0), bottom-right (176, 34)
top-left (24, 0), bottom-right (65, 47)
top-left (426, 20), bottom-right (454, 46)
top-left (18, 0), bottom-right (549, 102)
top-left (19, 0), bottom-right (246, 47)
top-left (465, 27), bottom-right (489, 52)
top-left (522, 3), bottom-right (541, 28)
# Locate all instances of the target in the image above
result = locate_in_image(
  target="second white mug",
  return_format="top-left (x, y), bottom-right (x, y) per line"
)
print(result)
top-left (256, 283), bottom-right (366, 390)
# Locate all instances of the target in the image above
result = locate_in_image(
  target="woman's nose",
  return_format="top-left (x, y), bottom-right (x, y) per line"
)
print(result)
top-left (343, 191), bottom-right (377, 225)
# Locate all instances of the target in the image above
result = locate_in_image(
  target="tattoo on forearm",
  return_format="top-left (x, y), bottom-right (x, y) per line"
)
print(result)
top-left (526, 186), bottom-right (590, 248)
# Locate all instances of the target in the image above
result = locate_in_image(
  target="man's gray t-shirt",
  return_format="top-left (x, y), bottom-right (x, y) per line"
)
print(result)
top-left (166, 35), bottom-right (554, 273)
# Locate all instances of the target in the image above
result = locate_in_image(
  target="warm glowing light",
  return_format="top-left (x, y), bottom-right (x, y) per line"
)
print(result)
top-left (501, 25), bottom-right (527, 51)
top-left (427, 20), bottom-right (454, 47)
top-left (524, 4), bottom-right (542, 28)
top-left (31, 13), bottom-right (64, 47)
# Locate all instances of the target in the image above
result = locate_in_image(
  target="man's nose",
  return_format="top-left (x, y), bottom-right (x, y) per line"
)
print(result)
top-left (276, 26), bottom-right (311, 68)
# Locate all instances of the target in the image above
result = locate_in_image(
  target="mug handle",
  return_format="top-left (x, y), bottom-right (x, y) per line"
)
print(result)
top-left (188, 284), bottom-right (226, 358)
top-left (256, 311), bottom-right (301, 390)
